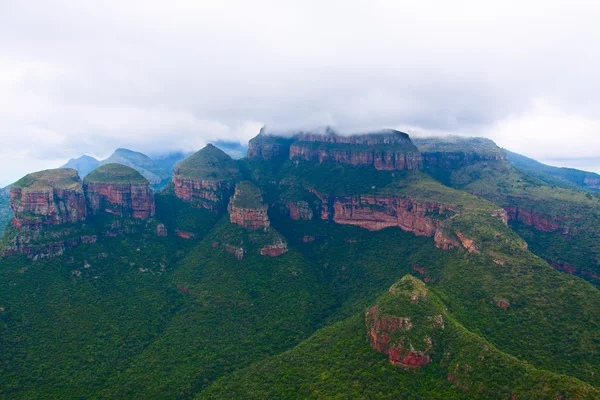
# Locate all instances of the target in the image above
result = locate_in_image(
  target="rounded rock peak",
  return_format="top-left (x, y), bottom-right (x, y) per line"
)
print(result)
top-left (174, 144), bottom-right (241, 181)
top-left (84, 163), bottom-right (149, 185)
top-left (13, 168), bottom-right (83, 191)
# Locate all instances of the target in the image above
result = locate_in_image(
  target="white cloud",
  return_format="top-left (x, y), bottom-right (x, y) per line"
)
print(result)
top-left (1, 0), bottom-right (600, 185)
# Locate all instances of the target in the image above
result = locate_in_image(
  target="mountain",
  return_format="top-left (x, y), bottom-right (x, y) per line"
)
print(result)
top-left (413, 136), bottom-right (600, 288)
top-left (212, 140), bottom-right (248, 160)
top-left (2, 130), bottom-right (600, 398)
top-left (506, 149), bottom-right (600, 191)
top-left (60, 155), bottom-right (101, 178)
top-left (101, 148), bottom-right (171, 189)
top-left (0, 186), bottom-right (12, 236)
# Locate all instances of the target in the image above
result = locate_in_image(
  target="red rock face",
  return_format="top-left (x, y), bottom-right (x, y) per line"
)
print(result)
top-left (421, 152), bottom-right (507, 169)
top-left (312, 189), bottom-right (453, 236)
top-left (10, 187), bottom-right (87, 230)
top-left (283, 200), bottom-right (313, 221)
top-left (228, 186), bottom-right (270, 230)
top-left (289, 144), bottom-right (423, 171)
top-left (172, 174), bottom-right (234, 212)
top-left (365, 305), bottom-right (431, 368)
top-left (505, 206), bottom-right (562, 232)
top-left (260, 239), bottom-right (288, 256)
top-left (84, 182), bottom-right (155, 220)
top-left (229, 206), bottom-right (269, 230)
top-left (0, 233), bottom-right (97, 260)
top-left (288, 131), bottom-right (423, 170)
top-left (552, 262), bottom-right (600, 281)
top-left (247, 134), bottom-right (292, 161)
top-left (176, 230), bottom-right (194, 239)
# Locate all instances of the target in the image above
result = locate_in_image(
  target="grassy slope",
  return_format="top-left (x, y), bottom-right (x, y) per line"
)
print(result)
top-left (434, 159), bottom-right (600, 286)
top-left (2, 159), bottom-right (600, 398)
top-left (506, 149), bottom-right (600, 192)
top-left (200, 277), bottom-right (599, 400)
top-left (230, 181), bottom-right (265, 209)
top-left (174, 144), bottom-right (242, 181)
top-left (84, 163), bottom-right (149, 184)
top-left (12, 168), bottom-right (82, 192)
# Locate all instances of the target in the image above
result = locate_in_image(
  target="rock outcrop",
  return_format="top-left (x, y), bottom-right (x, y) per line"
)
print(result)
top-left (83, 164), bottom-right (155, 220)
top-left (173, 144), bottom-right (241, 212)
top-left (366, 276), bottom-right (443, 368)
top-left (247, 128), bottom-right (293, 161)
top-left (310, 188), bottom-right (506, 254)
top-left (413, 136), bottom-right (508, 170)
top-left (9, 168), bottom-right (87, 230)
top-left (505, 206), bottom-right (563, 232)
top-left (260, 239), bottom-right (288, 256)
top-left (228, 181), bottom-right (270, 230)
top-left (315, 192), bottom-right (454, 235)
top-left (289, 129), bottom-right (423, 170)
top-left (421, 151), bottom-right (507, 169)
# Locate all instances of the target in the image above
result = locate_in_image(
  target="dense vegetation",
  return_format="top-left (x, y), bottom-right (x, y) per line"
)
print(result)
top-left (84, 163), bottom-right (149, 184)
top-left (2, 138), bottom-right (600, 398)
top-left (174, 144), bottom-right (242, 181)
top-left (507, 149), bottom-right (600, 192)
top-left (12, 168), bottom-right (82, 191)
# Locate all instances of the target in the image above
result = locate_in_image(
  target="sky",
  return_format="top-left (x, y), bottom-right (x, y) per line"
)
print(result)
top-left (1, 0), bottom-right (600, 185)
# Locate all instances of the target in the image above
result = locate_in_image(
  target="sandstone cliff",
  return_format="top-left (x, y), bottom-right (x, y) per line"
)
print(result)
top-left (10, 168), bottom-right (87, 230)
top-left (289, 129), bottom-right (423, 170)
top-left (83, 164), bottom-right (155, 219)
top-left (173, 144), bottom-right (241, 211)
top-left (247, 128), bottom-right (293, 161)
top-left (366, 276), bottom-right (443, 368)
top-left (505, 206), bottom-right (564, 233)
top-left (228, 181), bottom-right (270, 230)
top-left (414, 136), bottom-right (507, 170)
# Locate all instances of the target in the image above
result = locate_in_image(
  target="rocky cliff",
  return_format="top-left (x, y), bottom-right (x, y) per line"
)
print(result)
top-left (173, 144), bottom-right (241, 211)
top-left (228, 181), bottom-right (270, 230)
top-left (247, 128), bottom-right (293, 161)
top-left (9, 168), bottom-right (87, 230)
top-left (413, 136), bottom-right (507, 169)
top-left (289, 129), bottom-right (423, 170)
top-left (83, 164), bottom-right (155, 219)
top-left (505, 206), bottom-right (564, 232)
top-left (366, 276), bottom-right (443, 368)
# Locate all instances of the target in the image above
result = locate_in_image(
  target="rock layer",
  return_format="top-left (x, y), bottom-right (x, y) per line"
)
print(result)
top-left (10, 169), bottom-right (87, 230)
top-left (289, 130), bottom-right (423, 170)
top-left (172, 144), bottom-right (241, 211)
top-left (421, 151), bottom-right (507, 169)
top-left (84, 182), bottom-right (154, 219)
top-left (228, 182), bottom-right (270, 230)
top-left (505, 206), bottom-right (563, 232)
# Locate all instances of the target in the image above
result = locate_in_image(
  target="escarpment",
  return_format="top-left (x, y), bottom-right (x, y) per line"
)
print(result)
top-left (247, 128), bottom-right (293, 161)
top-left (83, 164), bottom-right (155, 220)
top-left (3, 165), bottom-right (158, 259)
top-left (10, 168), bottom-right (87, 230)
top-left (289, 129), bottom-right (423, 170)
top-left (504, 206), bottom-right (567, 233)
top-left (173, 144), bottom-right (241, 211)
top-left (4, 169), bottom-right (90, 258)
top-left (366, 276), bottom-right (441, 368)
top-left (309, 188), bottom-right (507, 253)
top-left (219, 181), bottom-right (288, 258)
top-left (228, 181), bottom-right (270, 230)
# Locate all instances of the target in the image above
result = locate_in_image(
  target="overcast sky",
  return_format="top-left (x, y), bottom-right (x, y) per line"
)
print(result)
top-left (1, 0), bottom-right (600, 186)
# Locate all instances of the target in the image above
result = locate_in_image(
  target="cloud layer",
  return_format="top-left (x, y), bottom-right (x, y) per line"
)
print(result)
top-left (1, 0), bottom-right (600, 185)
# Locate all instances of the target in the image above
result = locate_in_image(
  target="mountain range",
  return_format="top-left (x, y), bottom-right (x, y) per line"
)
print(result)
top-left (0, 129), bottom-right (599, 399)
